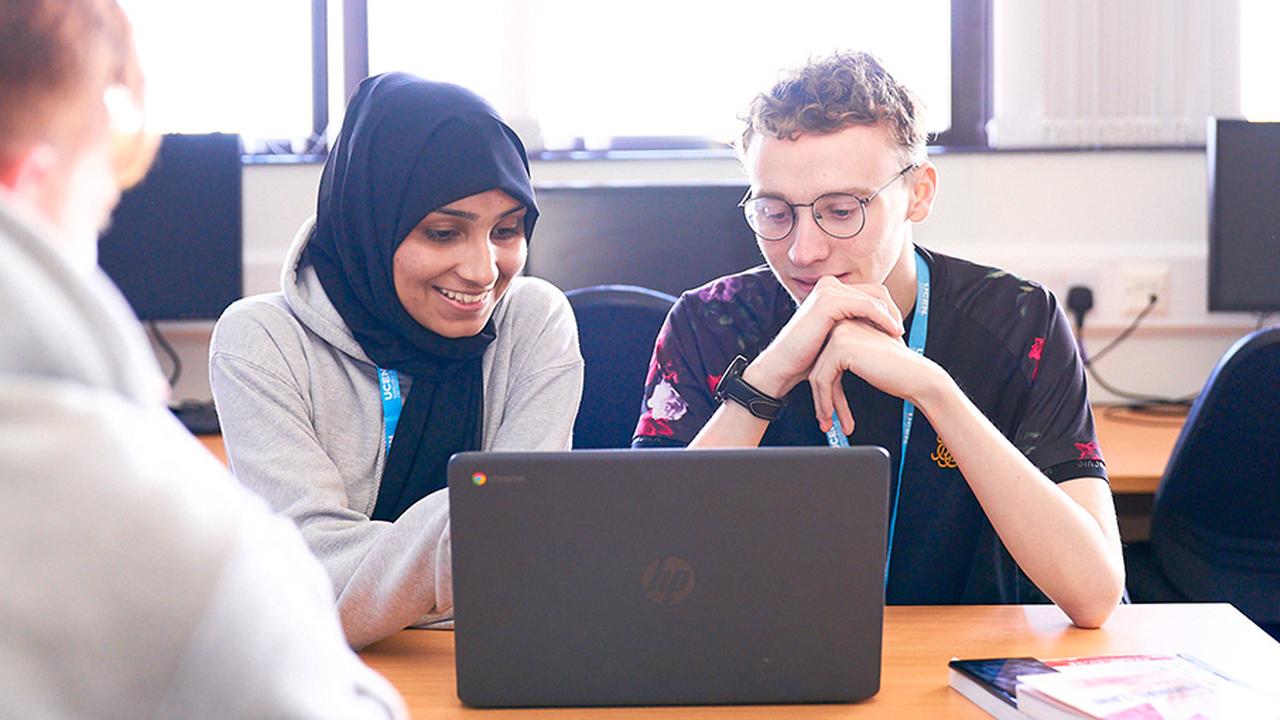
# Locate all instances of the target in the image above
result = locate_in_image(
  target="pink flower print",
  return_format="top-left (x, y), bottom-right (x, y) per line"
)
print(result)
top-left (644, 331), bottom-right (670, 385)
top-left (1074, 441), bottom-right (1101, 461)
top-left (706, 374), bottom-right (722, 393)
top-left (637, 415), bottom-right (674, 438)
top-left (646, 378), bottom-right (688, 423)
top-left (644, 358), bottom-right (660, 386)
top-left (1028, 337), bottom-right (1045, 381)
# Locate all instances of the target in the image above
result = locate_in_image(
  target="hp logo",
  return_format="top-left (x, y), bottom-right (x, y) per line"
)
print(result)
top-left (642, 556), bottom-right (696, 606)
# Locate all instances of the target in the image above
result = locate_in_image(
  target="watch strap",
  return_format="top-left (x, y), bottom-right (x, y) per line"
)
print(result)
top-left (714, 355), bottom-right (786, 422)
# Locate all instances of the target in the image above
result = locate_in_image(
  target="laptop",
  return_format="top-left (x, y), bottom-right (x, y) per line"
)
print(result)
top-left (447, 447), bottom-right (890, 708)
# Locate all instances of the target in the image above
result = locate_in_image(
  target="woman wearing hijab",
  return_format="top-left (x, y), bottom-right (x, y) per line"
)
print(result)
top-left (210, 73), bottom-right (583, 649)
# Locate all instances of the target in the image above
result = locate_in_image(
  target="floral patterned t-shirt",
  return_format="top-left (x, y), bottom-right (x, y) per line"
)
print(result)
top-left (632, 246), bottom-right (1108, 605)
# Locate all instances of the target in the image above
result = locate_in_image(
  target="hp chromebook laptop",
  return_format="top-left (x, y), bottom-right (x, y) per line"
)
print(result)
top-left (447, 447), bottom-right (890, 708)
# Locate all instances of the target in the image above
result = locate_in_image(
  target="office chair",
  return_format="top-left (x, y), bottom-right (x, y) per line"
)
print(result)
top-left (1124, 326), bottom-right (1280, 639)
top-left (566, 285), bottom-right (676, 449)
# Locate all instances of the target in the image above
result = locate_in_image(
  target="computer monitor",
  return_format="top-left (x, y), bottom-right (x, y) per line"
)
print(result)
top-left (527, 183), bottom-right (760, 297)
top-left (98, 133), bottom-right (243, 320)
top-left (1207, 119), bottom-right (1280, 312)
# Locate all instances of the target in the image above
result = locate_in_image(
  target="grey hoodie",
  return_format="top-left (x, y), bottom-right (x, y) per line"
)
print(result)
top-left (0, 195), bottom-right (405, 719)
top-left (209, 219), bottom-right (583, 648)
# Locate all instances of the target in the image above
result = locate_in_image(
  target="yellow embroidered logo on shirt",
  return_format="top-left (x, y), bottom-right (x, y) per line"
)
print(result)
top-left (931, 436), bottom-right (958, 469)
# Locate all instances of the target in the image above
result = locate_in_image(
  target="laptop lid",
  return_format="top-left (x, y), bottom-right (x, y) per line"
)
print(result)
top-left (448, 447), bottom-right (890, 708)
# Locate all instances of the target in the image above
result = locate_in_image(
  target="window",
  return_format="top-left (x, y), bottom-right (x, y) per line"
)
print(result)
top-left (114, 0), bottom-right (981, 155)
top-left (120, 0), bottom-right (317, 147)
top-left (107, 0), bottom-right (1278, 157)
top-left (367, 0), bottom-right (954, 152)
top-left (1241, 0), bottom-right (1280, 121)
top-left (991, 0), bottom-right (1267, 148)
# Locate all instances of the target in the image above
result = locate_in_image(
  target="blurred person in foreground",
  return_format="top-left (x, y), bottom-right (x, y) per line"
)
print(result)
top-left (0, 0), bottom-right (406, 716)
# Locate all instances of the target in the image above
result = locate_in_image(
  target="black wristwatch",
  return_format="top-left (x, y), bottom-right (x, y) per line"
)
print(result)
top-left (713, 355), bottom-right (786, 422)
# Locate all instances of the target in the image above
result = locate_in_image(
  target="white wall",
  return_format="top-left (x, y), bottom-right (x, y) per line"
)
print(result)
top-left (154, 150), bottom-right (1257, 405)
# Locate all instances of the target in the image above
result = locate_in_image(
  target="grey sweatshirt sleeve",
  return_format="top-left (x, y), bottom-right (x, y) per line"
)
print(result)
top-left (210, 279), bottom-right (582, 649)
top-left (156, 490), bottom-right (408, 719)
top-left (209, 327), bottom-right (454, 649)
top-left (485, 279), bottom-right (584, 452)
top-left (0, 380), bottom-right (405, 719)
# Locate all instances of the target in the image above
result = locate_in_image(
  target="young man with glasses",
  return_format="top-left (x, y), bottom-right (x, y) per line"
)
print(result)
top-left (633, 51), bottom-right (1124, 628)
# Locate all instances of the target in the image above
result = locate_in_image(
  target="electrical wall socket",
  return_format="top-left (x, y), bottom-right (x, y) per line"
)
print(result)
top-left (1121, 264), bottom-right (1170, 316)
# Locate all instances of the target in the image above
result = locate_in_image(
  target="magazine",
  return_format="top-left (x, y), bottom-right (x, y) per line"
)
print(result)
top-left (949, 654), bottom-right (1279, 720)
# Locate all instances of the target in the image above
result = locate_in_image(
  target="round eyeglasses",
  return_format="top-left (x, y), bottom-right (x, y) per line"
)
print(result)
top-left (739, 164), bottom-right (918, 241)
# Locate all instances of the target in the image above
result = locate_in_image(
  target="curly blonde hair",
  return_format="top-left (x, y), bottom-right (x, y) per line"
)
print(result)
top-left (740, 51), bottom-right (927, 165)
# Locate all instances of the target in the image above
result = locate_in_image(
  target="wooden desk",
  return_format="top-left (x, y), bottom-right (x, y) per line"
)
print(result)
top-left (197, 434), bottom-right (227, 466)
top-left (1092, 406), bottom-right (1185, 495)
top-left (360, 604), bottom-right (1280, 718)
top-left (196, 404), bottom-right (1182, 496)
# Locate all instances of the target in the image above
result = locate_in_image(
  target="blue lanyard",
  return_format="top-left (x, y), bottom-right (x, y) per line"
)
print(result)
top-left (825, 249), bottom-right (930, 591)
top-left (378, 368), bottom-right (403, 454)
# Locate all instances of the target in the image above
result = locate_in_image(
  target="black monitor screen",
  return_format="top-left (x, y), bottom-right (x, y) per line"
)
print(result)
top-left (98, 133), bottom-right (242, 320)
top-left (528, 183), bottom-right (759, 297)
top-left (1208, 119), bottom-right (1280, 312)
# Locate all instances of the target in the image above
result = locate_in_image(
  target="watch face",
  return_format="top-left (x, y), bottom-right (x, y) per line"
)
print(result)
top-left (714, 355), bottom-right (748, 402)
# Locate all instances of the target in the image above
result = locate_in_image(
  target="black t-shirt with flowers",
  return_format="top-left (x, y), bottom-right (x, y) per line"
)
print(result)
top-left (632, 245), bottom-right (1107, 605)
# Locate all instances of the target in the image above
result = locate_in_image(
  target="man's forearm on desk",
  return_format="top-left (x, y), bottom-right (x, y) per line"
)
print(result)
top-left (911, 366), bottom-right (1125, 628)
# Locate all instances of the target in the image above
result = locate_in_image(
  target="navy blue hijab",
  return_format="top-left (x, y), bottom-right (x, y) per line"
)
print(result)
top-left (305, 73), bottom-right (538, 522)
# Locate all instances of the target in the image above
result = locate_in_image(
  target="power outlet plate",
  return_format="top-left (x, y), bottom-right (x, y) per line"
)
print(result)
top-left (1121, 265), bottom-right (1170, 316)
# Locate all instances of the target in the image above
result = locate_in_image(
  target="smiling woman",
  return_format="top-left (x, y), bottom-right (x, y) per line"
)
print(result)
top-left (206, 73), bottom-right (584, 649)
top-left (393, 189), bottom-right (529, 338)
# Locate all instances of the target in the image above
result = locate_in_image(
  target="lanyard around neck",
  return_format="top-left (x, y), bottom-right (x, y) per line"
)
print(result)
top-left (378, 368), bottom-right (403, 454)
top-left (824, 248), bottom-right (930, 591)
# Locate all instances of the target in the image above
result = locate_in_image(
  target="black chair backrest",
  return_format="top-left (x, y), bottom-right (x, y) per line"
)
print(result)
top-left (1154, 326), bottom-right (1280, 532)
top-left (1150, 326), bottom-right (1280, 621)
top-left (567, 285), bottom-right (676, 449)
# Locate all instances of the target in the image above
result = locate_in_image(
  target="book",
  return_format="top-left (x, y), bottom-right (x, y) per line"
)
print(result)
top-left (1016, 654), bottom-right (1280, 720)
top-left (949, 657), bottom-right (1055, 719)
top-left (949, 654), bottom-right (1279, 720)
